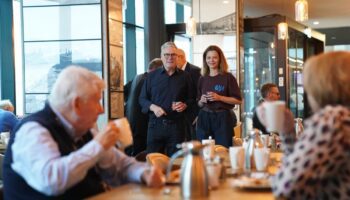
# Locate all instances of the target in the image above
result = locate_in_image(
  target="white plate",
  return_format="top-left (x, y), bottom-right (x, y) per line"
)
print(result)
top-left (231, 173), bottom-right (271, 190)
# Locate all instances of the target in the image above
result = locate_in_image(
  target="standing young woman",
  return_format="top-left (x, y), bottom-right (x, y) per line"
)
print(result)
top-left (196, 45), bottom-right (242, 147)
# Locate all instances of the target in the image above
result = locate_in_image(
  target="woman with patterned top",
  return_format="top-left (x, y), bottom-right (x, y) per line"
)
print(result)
top-left (257, 51), bottom-right (350, 199)
top-left (196, 45), bottom-right (242, 147)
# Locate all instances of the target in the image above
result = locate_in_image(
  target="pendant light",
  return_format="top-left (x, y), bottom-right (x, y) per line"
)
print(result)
top-left (278, 22), bottom-right (288, 40)
top-left (295, 0), bottom-right (308, 22)
top-left (278, 0), bottom-right (288, 40)
top-left (186, 17), bottom-right (197, 36)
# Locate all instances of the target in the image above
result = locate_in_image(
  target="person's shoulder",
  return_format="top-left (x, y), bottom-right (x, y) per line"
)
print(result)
top-left (222, 72), bottom-right (234, 77)
top-left (305, 105), bottom-right (350, 131)
top-left (0, 110), bottom-right (16, 118)
top-left (188, 63), bottom-right (200, 71)
top-left (222, 72), bottom-right (238, 81)
top-left (147, 67), bottom-right (163, 78)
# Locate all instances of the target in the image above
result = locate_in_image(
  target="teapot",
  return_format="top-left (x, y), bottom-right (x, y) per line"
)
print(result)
top-left (166, 141), bottom-right (209, 199)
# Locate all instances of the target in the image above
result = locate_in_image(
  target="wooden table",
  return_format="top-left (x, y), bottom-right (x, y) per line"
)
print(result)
top-left (88, 152), bottom-right (283, 200)
top-left (88, 178), bottom-right (274, 200)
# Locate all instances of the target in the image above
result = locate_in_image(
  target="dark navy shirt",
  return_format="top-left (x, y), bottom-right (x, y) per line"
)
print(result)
top-left (139, 67), bottom-right (195, 120)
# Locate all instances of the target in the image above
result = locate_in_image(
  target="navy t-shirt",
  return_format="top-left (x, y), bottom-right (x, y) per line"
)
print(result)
top-left (197, 72), bottom-right (241, 110)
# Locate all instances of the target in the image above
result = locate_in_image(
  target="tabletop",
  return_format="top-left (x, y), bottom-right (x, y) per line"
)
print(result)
top-left (88, 152), bottom-right (283, 200)
top-left (88, 179), bottom-right (274, 200)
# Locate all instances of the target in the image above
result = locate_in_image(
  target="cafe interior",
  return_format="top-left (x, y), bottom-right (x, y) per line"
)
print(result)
top-left (0, 0), bottom-right (350, 199)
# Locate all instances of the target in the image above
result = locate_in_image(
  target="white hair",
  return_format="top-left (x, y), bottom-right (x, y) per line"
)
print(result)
top-left (49, 65), bottom-right (105, 109)
top-left (0, 99), bottom-right (14, 111)
top-left (161, 41), bottom-right (177, 54)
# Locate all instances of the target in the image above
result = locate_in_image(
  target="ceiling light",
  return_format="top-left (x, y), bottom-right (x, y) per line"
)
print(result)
top-left (223, 0), bottom-right (229, 4)
top-left (313, 21), bottom-right (319, 25)
top-left (295, 0), bottom-right (308, 22)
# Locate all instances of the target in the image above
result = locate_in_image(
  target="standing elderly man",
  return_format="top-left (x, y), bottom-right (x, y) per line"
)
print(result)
top-left (252, 83), bottom-right (280, 134)
top-left (176, 48), bottom-right (201, 140)
top-left (139, 42), bottom-right (195, 156)
top-left (3, 66), bottom-right (164, 200)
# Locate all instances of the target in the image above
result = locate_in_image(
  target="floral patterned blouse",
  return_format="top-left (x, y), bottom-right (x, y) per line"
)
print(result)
top-left (271, 105), bottom-right (350, 199)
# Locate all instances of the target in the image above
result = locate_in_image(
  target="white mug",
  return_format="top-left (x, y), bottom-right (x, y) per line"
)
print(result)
top-left (202, 138), bottom-right (215, 161)
top-left (0, 132), bottom-right (10, 145)
top-left (114, 118), bottom-right (133, 149)
top-left (254, 148), bottom-right (270, 171)
top-left (229, 146), bottom-right (245, 171)
top-left (206, 163), bottom-right (221, 189)
top-left (264, 101), bottom-right (286, 133)
top-left (260, 134), bottom-right (270, 148)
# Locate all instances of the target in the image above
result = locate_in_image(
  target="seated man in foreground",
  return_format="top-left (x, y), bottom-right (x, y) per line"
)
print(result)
top-left (3, 66), bottom-right (164, 200)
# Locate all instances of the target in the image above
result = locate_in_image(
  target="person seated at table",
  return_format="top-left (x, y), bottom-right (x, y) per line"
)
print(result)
top-left (3, 66), bottom-right (164, 200)
top-left (0, 99), bottom-right (19, 132)
top-left (257, 51), bottom-right (350, 199)
top-left (252, 83), bottom-right (280, 135)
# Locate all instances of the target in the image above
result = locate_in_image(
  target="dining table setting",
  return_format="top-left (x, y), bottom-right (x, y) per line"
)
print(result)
top-left (88, 138), bottom-right (283, 200)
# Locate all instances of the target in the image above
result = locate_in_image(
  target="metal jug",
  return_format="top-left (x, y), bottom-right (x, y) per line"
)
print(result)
top-left (167, 141), bottom-right (209, 199)
top-left (243, 129), bottom-right (264, 170)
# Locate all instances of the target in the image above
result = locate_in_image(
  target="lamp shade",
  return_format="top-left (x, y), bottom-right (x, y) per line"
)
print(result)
top-left (295, 0), bottom-right (308, 22)
top-left (278, 22), bottom-right (288, 40)
top-left (186, 17), bottom-right (197, 36)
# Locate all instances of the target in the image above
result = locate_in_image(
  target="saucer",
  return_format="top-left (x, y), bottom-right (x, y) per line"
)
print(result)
top-left (231, 172), bottom-right (271, 190)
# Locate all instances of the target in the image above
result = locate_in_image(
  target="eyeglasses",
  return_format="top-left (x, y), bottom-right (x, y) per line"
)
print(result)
top-left (163, 53), bottom-right (177, 58)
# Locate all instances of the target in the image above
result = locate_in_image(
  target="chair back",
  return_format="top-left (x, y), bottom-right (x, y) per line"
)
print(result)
top-left (146, 153), bottom-right (170, 173)
top-left (233, 122), bottom-right (242, 138)
top-left (214, 145), bottom-right (228, 157)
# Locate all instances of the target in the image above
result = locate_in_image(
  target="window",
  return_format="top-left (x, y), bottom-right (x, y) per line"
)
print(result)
top-left (124, 0), bottom-right (145, 81)
top-left (21, 0), bottom-right (103, 114)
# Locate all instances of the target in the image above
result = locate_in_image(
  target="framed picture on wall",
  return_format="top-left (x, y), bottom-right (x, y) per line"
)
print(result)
top-left (109, 19), bottom-right (123, 47)
top-left (109, 45), bottom-right (123, 91)
top-left (110, 91), bottom-right (124, 118)
top-left (107, 0), bottom-right (124, 119)
top-left (108, 0), bottom-right (122, 22)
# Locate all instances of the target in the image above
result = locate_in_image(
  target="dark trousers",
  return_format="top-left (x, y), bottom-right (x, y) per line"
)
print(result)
top-left (196, 109), bottom-right (237, 148)
top-left (184, 115), bottom-right (197, 141)
top-left (146, 118), bottom-right (185, 157)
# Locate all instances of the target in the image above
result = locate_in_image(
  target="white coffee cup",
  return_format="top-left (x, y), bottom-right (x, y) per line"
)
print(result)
top-left (254, 148), bottom-right (270, 171)
top-left (229, 146), bottom-right (245, 170)
top-left (264, 101), bottom-right (286, 133)
top-left (113, 118), bottom-right (133, 149)
top-left (202, 138), bottom-right (215, 161)
top-left (0, 132), bottom-right (10, 145)
top-left (260, 134), bottom-right (270, 148)
top-left (206, 163), bottom-right (221, 189)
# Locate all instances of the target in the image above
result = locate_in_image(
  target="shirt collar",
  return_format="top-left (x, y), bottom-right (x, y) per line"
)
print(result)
top-left (50, 103), bottom-right (77, 141)
top-left (160, 66), bottom-right (180, 75)
top-left (181, 62), bottom-right (187, 71)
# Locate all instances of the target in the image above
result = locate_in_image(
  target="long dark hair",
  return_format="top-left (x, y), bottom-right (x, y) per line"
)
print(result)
top-left (202, 45), bottom-right (228, 76)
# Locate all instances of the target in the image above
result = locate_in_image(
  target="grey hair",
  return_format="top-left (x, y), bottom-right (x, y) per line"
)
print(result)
top-left (160, 41), bottom-right (177, 55)
top-left (0, 99), bottom-right (14, 111)
top-left (49, 65), bottom-right (105, 109)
